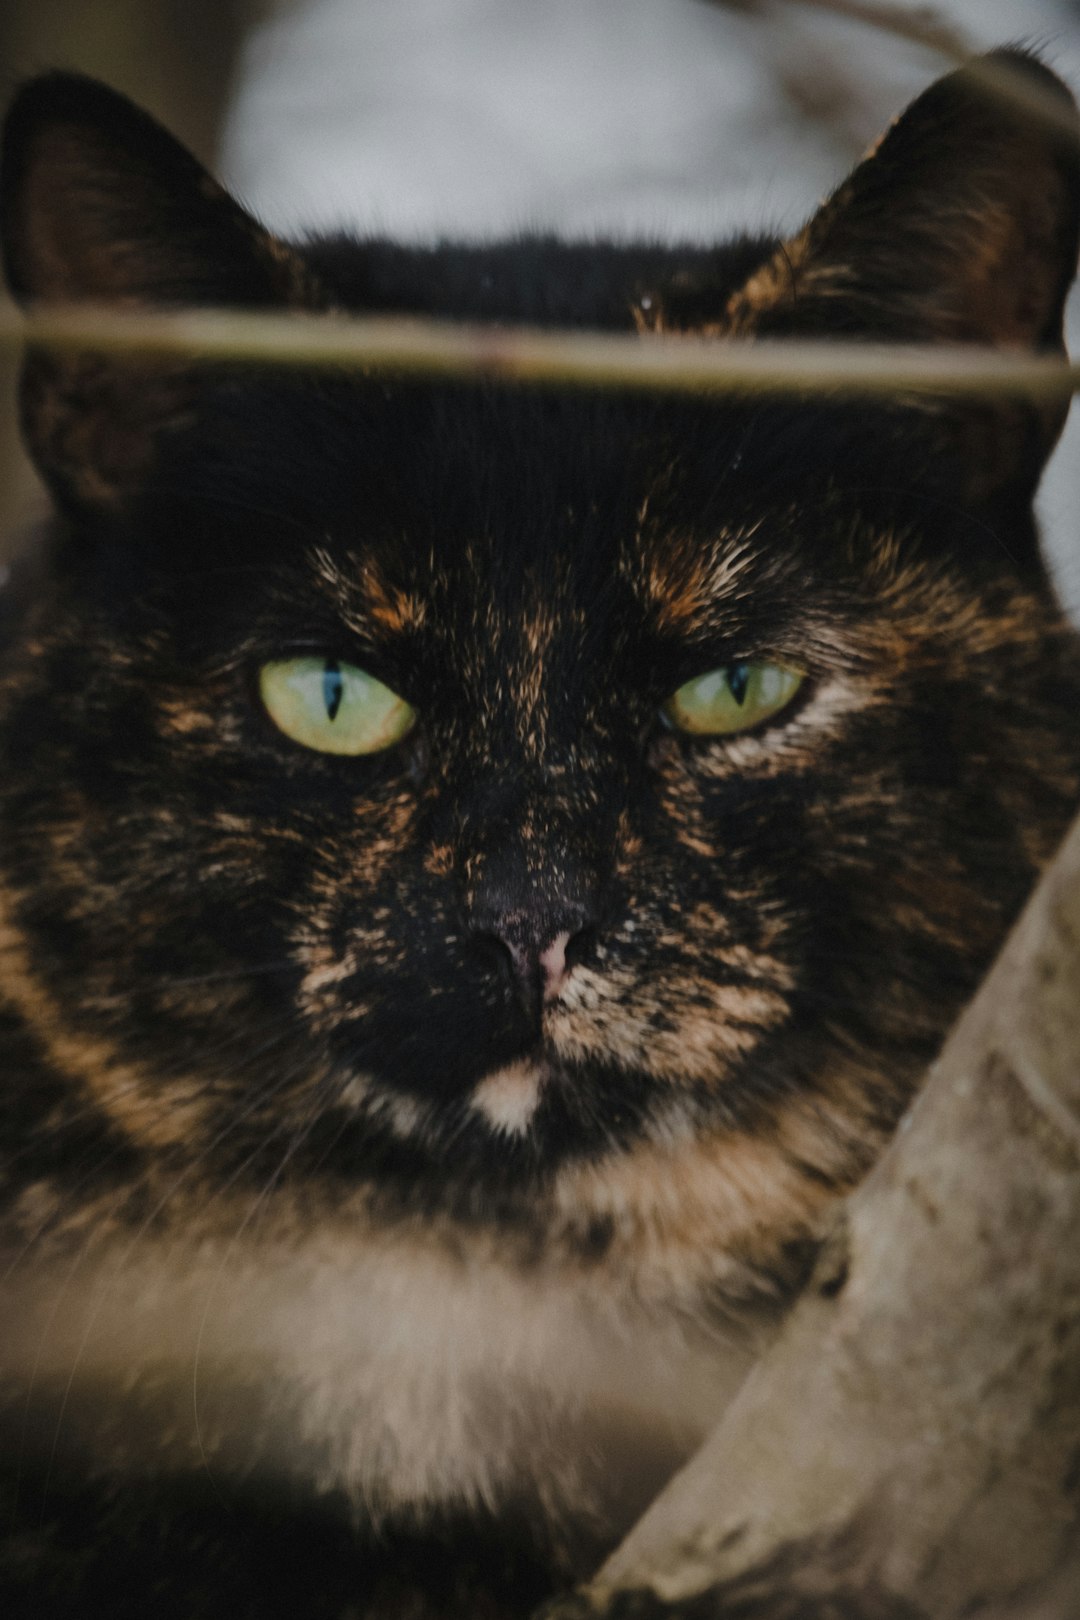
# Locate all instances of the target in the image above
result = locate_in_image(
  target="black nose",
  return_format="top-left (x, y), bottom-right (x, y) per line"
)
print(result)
top-left (468, 896), bottom-right (598, 1028)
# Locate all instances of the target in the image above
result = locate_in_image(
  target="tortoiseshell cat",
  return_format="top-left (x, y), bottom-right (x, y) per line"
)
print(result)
top-left (1, 48), bottom-right (1080, 1620)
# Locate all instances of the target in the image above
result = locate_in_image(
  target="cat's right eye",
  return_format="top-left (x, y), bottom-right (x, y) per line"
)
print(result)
top-left (259, 657), bottom-right (416, 756)
top-left (661, 661), bottom-right (804, 737)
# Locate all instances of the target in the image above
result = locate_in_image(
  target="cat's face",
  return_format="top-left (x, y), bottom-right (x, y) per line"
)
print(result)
top-left (2, 57), bottom-right (1080, 1302)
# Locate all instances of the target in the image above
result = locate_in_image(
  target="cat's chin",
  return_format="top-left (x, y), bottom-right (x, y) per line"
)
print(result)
top-left (468, 1057), bottom-right (548, 1137)
top-left (350, 1041), bottom-right (649, 1174)
top-left (367, 1054), bottom-right (554, 1146)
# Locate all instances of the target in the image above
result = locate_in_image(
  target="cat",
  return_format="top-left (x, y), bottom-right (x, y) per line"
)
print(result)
top-left (1, 46), bottom-right (1080, 1620)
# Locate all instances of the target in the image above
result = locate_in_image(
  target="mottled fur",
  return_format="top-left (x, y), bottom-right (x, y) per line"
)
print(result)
top-left (1, 50), bottom-right (1080, 1620)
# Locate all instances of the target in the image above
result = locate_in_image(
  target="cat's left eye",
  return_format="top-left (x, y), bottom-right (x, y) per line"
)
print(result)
top-left (661, 661), bottom-right (804, 737)
top-left (259, 657), bottom-right (416, 755)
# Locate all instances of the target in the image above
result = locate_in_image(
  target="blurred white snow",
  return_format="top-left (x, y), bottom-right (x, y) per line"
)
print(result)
top-left (222, 0), bottom-right (1080, 613)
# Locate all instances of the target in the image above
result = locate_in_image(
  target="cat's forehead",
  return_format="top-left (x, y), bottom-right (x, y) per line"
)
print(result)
top-left (261, 382), bottom-right (793, 638)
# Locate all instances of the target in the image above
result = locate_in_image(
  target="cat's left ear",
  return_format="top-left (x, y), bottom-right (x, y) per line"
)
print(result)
top-left (0, 73), bottom-right (322, 514)
top-left (725, 49), bottom-right (1080, 499)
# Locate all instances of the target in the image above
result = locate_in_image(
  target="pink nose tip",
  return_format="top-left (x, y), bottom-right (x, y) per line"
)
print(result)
top-left (538, 931), bottom-right (573, 1004)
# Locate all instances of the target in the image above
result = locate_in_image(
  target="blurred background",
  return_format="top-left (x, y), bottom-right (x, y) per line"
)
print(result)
top-left (3, 0), bottom-right (1080, 608)
top-left (0, 0), bottom-right (259, 555)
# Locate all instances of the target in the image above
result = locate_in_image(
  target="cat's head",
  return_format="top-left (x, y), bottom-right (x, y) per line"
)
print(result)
top-left (1, 54), bottom-right (1079, 1299)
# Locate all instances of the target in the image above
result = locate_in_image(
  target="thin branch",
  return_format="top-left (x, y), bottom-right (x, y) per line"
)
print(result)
top-left (774, 0), bottom-right (971, 60)
top-left (702, 0), bottom-right (1079, 142)
top-left (4, 303), bottom-right (1080, 401)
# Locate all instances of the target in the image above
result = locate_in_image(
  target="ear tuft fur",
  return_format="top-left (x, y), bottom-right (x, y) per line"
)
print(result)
top-left (0, 74), bottom-right (323, 513)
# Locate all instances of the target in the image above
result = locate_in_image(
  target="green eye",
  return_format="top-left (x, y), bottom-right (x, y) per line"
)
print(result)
top-left (259, 657), bottom-right (415, 755)
top-left (662, 661), bottom-right (804, 737)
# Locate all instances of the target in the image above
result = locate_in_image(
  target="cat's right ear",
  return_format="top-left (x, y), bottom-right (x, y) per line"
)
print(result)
top-left (722, 50), bottom-right (1080, 506)
top-left (0, 74), bottom-right (321, 514)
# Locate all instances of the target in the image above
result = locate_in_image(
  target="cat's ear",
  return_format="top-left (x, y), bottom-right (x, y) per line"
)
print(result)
top-left (725, 49), bottom-right (1080, 497)
top-left (0, 73), bottom-right (320, 513)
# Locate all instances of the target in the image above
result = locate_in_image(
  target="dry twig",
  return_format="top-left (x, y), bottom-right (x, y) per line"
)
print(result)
top-left (3, 304), bottom-right (1080, 402)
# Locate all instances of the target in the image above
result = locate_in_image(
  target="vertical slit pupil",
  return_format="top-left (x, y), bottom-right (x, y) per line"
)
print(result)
top-left (323, 660), bottom-right (344, 721)
top-left (727, 663), bottom-right (750, 706)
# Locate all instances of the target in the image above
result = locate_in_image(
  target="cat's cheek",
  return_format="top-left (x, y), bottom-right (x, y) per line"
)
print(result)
top-left (549, 1074), bottom-right (883, 1300)
top-left (286, 793), bottom-right (422, 974)
top-left (547, 977), bottom-right (787, 1088)
top-left (292, 903), bottom-right (405, 1035)
top-left (679, 677), bottom-right (875, 783)
top-left (155, 690), bottom-right (245, 748)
